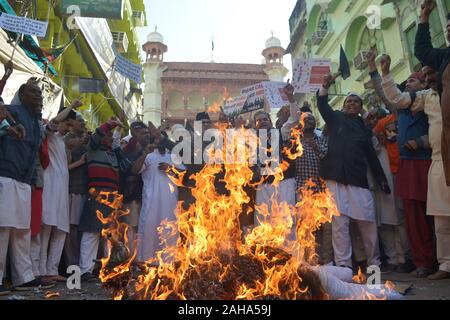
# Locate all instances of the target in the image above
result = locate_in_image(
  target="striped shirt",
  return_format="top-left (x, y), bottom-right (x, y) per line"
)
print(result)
top-left (87, 123), bottom-right (132, 191)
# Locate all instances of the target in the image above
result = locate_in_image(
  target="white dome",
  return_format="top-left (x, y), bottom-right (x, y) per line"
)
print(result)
top-left (147, 31), bottom-right (164, 43)
top-left (265, 36), bottom-right (282, 49)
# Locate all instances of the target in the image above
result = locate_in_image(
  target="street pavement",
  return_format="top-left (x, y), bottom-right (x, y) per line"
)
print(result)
top-left (0, 270), bottom-right (449, 300)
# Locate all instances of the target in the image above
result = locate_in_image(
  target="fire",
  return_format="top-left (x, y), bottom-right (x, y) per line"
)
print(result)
top-left (207, 101), bottom-right (222, 114)
top-left (348, 269), bottom-right (396, 300)
top-left (222, 87), bottom-right (231, 102)
top-left (89, 189), bottom-right (137, 299)
top-left (352, 267), bottom-right (366, 284)
top-left (95, 100), bottom-right (356, 300)
top-left (207, 87), bottom-right (233, 121)
top-left (385, 280), bottom-right (395, 292)
top-left (283, 112), bottom-right (306, 161)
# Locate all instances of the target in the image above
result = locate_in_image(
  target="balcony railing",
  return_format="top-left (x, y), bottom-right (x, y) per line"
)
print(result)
top-left (289, 0), bottom-right (306, 35)
top-left (312, 29), bottom-right (329, 46)
top-left (353, 50), bottom-right (370, 70)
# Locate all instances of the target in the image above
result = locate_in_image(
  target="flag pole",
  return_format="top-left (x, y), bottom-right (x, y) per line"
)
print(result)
top-left (9, 12), bottom-right (28, 61)
top-left (211, 36), bottom-right (214, 63)
top-left (10, 34), bottom-right (21, 60)
top-left (109, 58), bottom-right (117, 84)
top-left (53, 33), bottom-right (78, 61)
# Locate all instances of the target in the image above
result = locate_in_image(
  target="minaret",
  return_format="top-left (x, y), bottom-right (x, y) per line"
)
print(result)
top-left (262, 32), bottom-right (289, 82)
top-left (142, 28), bottom-right (168, 126)
top-left (262, 33), bottom-right (289, 122)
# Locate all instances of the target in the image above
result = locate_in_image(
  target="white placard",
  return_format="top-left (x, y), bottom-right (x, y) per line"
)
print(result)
top-left (0, 13), bottom-right (48, 37)
top-left (223, 81), bottom-right (291, 117)
top-left (263, 81), bottom-right (290, 110)
top-left (114, 54), bottom-right (142, 84)
top-left (223, 94), bottom-right (247, 118)
top-left (292, 58), bottom-right (331, 93)
top-left (240, 82), bottom-right (266, 114)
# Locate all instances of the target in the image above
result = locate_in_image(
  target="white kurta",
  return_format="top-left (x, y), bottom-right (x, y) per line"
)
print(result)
top-left (382, 76), bottom-right (450, 216)
top-left (312, 265), bottom-right (402, 300)
top-left (0, 177), bottom-right (31, 229)
top-left (137, 151), bottom-right (184, 262)
top-left (423, 92), bottom-right (450, 216)
top-left (326, 180), bottom-right (376, 222)
top-left (255, 178), bottom-right (297, 215)
top-left (42, 132), bottom-right (70, 233)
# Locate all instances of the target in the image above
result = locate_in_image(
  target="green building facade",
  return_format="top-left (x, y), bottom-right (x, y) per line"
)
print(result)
top-left (287, 0), bottom-right (450, 123)
top-left (9, 0), bottom-right (147, 128)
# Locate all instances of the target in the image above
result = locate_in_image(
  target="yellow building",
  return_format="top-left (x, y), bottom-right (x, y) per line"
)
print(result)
top-left (7, 0), bottom-right (147, 127)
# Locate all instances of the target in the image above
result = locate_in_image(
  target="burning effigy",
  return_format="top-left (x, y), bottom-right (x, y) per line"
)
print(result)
top-left (94, 115), bottom-right (401, 301)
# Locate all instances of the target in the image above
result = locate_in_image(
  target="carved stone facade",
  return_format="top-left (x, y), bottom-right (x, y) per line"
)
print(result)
top-left (143, 31), bottom-right (288, 126)
top-left (160, 62), bottom-right (269, 125)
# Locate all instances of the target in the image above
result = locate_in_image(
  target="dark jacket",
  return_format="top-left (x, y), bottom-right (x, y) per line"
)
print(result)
top-left (65, 132), bottom-right (88, 194)
top-left (397, 108), bottom-right (431, 160)
top-left (120, 138), bottom-right (144, 204)
top-left (317, 93), bottom-right (388, 190)
top-left (369, 69), bottom-right (431, 160)
top-left (177, 133), bottom-right (228, 210)
top-left (0, 105), bottom-right (41, 185)
top-left (415, 22), bottom-right (450, 97)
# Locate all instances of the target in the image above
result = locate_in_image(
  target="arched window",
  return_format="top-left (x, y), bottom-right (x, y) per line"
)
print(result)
top-left (317, 12), bottom-right (329, 31)
top-left (358, 27), bottom-right (385, 53)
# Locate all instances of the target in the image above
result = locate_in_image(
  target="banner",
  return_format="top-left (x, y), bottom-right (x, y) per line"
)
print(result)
top-left (115, 54), bottom-right (142, 84)
top-left (223, 82), bottom-right (290, 118)
top-left (241, 82), bottom-right (266, 114)
top-left (292, 58), bottom-right (331, 93)
top-left (223, 95), bottom-right (247, 118)
top-left (0, 12), bottom-right (48, 37)
top-left (62, 0), bottom-right (124, 20)
top-left (75, 17), bottom-right (138, 119)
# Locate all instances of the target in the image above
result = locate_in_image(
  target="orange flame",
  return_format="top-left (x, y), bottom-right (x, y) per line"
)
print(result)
top-left (98, 92), bottom-right (344, 300)
top-left (352, 267), bottom-right (366, 284)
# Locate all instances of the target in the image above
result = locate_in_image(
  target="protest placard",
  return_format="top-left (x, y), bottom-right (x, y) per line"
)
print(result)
top-left (223, 95), bottom-right (247, 118)
top-left (223, 81), bottom-right (290, 118)
top-left (292, 58), bottom-right (331, 93)
top-left (114, 54), bottom-right (142, 84)
top-left (223, 83), bottom-right (265, 118)
top-left (240, 82), bottom-right (266, 114)
top-left (0, 13), bottom-right (48, 37)
top-left (263, 81), bottom-right (290, 110)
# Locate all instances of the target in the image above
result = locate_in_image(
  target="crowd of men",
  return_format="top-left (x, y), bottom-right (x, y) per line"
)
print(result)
top-left (0, 0), bottom-right (449, 297)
